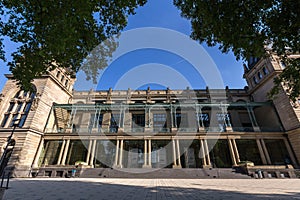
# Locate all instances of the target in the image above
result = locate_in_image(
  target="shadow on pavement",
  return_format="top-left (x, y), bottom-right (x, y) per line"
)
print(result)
top-left (2, 178), bottom-right (300, 200)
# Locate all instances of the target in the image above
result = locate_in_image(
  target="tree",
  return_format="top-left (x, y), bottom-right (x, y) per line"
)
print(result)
top-left (0, 0), bottom-right (146, 90)
top-left (174, 0), bottom-right (300, 101)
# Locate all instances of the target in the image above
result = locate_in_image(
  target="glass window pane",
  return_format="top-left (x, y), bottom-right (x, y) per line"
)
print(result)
top-left (153, 113), bottom-right (167, 132)
top-left (1, 114), bottom-right (9, 127)
top-left (42, 140), bottom-right (63, 165)
top-left (66, 140), bottom-right (89, 165)
top-left (16, 103), bottom-right (23, 112)
top-left (265, 139), bottom-right (290, 165)
top-left (24, 102), bottom-right (32, 113)
top-left (236, 139), bottom-right (262, 165)
top-left (18, 114), bottom-right (27, 127)
top-left (9, 114), bottom-right (18, 127)
top-left (208, 139), bottom-right (232, 168)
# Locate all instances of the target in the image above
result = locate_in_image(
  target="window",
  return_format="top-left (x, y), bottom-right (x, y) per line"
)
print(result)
top-left (253, 76), bottom-right (258, 84)
top-left (132, 114), bottom-right (145, 132)
top-left (1, 114), bottom-right (9, 127)
top-left (153, 113), bottom-right (167, 132)
top-left (16, 103), bottom-right (23, 112)
top-left (14, 91), bottom-right (21, 98)
top-left (1, 89), bottom-right (36, 128)
top-left (88, 113), bottom-right (103, 132)
top-left (18, 114), bottom-right (27, 127)
top-left (110, 113), bottom-right (119, 133)
top-left (56, 71), bottom-right (61, 78)
top-left (216, 113), bottom-right (231, 128)
top-left (280, 61), bottom-right (286, 69)
top-left (176, 113), bottom-right (188, 129)
top-left (258, 72), bottom-right (262, 79)
top-left (198, 113), bottom-right (209, 127)
top-left (9, 114), bottom-right (18, 127)
top-left (65, 80), bottom-right (69, 87)
top-left (262, 67), bottom-right (269, 75)
top-left (7, 103), bottom-right (14, 112)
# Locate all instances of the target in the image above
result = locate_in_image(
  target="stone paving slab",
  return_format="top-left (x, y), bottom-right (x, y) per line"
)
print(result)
top-left (2, 178), bottom-right (300, 200)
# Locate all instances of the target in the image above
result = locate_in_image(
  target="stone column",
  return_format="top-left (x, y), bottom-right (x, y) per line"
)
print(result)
top-left (144, 139), bottom-right (147, 166)
top-left (61, 139), bottom-right (70, 165)
top-left (148, 140), bottom-right (152, 167)
top-left (260, 139), bottom-right (271, 164)
top-left (200, 139), bottom-right (207, 166)
top-left (232, 139), bottom-right (240, 163)
top-left (86, 140), bottom-right (92, 165)
top-left (283, 138), bottom-right (298, 167)
top-left (228, 139), bottom-right (237, 166)
top-left (33, 138), bottom-right (45, 168)
top-left (256, 139), bottom-right (267, 165)
top-left (176, 139), bottom-right (181, 167)
top-left (114, 140), bottom-right (119, 167)
top-left (143, 139), bottom-right (150, 168)
top-left (204, 139), bottom-right (211, 166)
top-left (56, 139), bottom-right (65, 165)
top-left (118, 140), bottom-right (124, 168)
top-left (89, 140), bottom-right (97, 166)
top-left (172, 139), bottom-right (177, 167)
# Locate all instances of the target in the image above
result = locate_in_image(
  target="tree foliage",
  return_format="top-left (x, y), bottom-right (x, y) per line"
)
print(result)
top-left (0, 0), bottom-right (146, 90)
top-left (174, 0), bottom-right (300, 101)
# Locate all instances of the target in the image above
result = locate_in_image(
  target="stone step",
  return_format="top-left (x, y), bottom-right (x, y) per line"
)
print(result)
top-left (79, 168), bottom-right (252, 179)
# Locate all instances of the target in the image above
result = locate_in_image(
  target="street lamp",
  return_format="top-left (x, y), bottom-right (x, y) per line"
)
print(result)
top-left (0, 119), bottom-right (19, 176)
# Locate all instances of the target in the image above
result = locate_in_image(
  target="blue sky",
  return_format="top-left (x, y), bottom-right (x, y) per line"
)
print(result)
top-left (0, 0), bottom-right (246, 92)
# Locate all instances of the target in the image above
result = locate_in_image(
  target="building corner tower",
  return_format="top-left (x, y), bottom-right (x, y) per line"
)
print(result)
top-left (243, 53), bottom-right (300, 164)
top-left (0, 68), bottom-right (75, 177)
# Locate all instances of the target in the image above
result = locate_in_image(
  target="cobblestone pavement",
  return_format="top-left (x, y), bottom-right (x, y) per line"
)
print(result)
top-left (2, 178), bottom-right (300, 200)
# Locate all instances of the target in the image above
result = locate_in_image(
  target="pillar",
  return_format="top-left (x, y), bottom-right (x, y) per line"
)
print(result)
top-left (232, 139), bottom-right (240, 163)
top-left (143, 139), bottom-right (151, 168)
top-left (33, 138), bottom-right (45, 168)
top-left (86, 140), bottom-right (92, 165)
top-left (256, 139), bottom-right (267, 165)
top-left (56, 139), bottom-right (65, 165)
top-left (176, 139), bottom-right (181, 167)
top-left (260, 139), bottom-right (271, 164)
top-left (283, 137), bottom-right (298, 167)
top-left (114, 140), bottom-right (119, 167)
top-left (228, 139), bottom-right (237, 166)
top-left (89, 140), bottom-right (96, 166)
top-left (61, 139), bottom-right (70, 165)
top-left (200, 139), bottom-right (207, 166)
top-left (143, 139), bottom-right (147, 166)
top-left (148, 140), bottom-right (152, 167)
top-left (204, 139), bottom-right (211, 166)
top-left (118, 140), bottom-right (123, 168)
top-left (172, 139), bottom-right (177, 166)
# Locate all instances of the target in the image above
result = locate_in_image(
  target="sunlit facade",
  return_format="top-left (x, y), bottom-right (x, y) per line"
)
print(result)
top-left (0, 54), bottom-right (299, 178)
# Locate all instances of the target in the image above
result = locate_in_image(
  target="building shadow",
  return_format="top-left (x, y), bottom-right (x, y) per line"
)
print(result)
top-left (2, 178), bottom-right (300, 200)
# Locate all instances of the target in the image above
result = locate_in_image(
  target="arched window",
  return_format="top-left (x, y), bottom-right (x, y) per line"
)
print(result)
top-left (1, 87), bottom-right (36, 128)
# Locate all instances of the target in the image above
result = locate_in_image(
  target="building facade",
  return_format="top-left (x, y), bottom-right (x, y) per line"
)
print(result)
top-left (0, 55), bottom-right (299, 177)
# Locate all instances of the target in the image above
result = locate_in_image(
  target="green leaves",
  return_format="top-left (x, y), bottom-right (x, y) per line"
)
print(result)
top-left (174, 0), bottom-right (300, 100)
top-left (0, 0), bottom-right (147, 90)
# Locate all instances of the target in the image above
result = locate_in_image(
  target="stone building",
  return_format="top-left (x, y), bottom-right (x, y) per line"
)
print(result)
top-left (0, 54), bottom-right (299, 178)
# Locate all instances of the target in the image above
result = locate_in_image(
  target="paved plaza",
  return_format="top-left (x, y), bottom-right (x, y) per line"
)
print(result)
top-left (1, 178), bottom-right (300, 200)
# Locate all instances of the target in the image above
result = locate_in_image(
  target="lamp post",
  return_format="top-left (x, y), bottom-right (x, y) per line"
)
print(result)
top-left (0, 119), bottom-right (19, 176)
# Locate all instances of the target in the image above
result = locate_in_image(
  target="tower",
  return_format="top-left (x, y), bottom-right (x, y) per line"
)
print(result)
top-left (243, 53), bottom-right (300, 163)
top-left (0, 68), bottom-right (75, 177)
